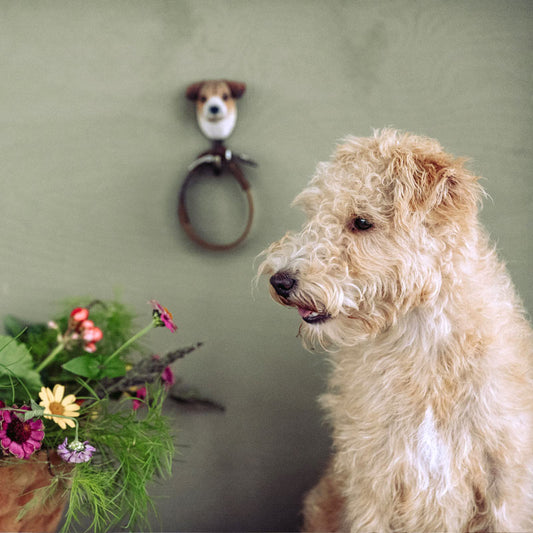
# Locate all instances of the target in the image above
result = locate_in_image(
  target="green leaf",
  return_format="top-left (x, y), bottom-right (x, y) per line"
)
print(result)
top-left (23, 401), bottom-right (45, 421)
top-left (0, 336), bottom-right (43, 398)
top-left (29, 398), bottom-right (45, 415)
top-left (63, 354), bottom-right (127, 379)
top-left (99, 358), bottom-right (126, 379)
top-left (62, 355), bottom-right (101, 379)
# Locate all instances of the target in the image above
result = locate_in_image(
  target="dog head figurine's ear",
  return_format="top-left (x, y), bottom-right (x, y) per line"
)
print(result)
top-left (390, 138), bottom-right (482, 230)
top-left (185, 81), bottom-right (204, 101)
top-left (224, 80), bottom-right (246, 99)
top-left (185, 80), bottom-right (246, 100)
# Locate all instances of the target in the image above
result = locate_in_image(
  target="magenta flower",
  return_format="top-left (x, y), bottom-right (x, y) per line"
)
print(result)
top-left (0, 405), bottom-right (45, 459)
top-left (161, 365), bottom-right (175, 389)
top-left (149, 300), bottom-right (178, 333)
top-left (132, 386), bottom-right (147, 410)
top-left (57, 438), bottom-right (96, 463)
top-left (152, 355), bottom-right (176, 390)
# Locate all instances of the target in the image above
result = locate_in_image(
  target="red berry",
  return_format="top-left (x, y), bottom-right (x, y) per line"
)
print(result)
top-left (91, 327), bottom-right (103, 342)
top-left (70, 307), bottom-right (89, 322)
top-left (83, 326), bottom-right (103, 343)
top-left (84, 342), bottom-right (97, 353)
top-left (81, 319), bottom-right (94, 330)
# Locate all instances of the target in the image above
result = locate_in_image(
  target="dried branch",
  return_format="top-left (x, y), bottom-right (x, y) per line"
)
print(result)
top-left (97, 342), bottom-right (203, 397)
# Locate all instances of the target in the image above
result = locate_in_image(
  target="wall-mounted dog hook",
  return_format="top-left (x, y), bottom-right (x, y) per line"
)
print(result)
top-left (178, 80), bottom-right (257, 251)
top-left (185, 79), bottom-right (245, 141)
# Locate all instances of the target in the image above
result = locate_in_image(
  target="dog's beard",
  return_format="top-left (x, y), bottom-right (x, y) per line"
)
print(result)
top-left (285, 288), bottom-right (410, 351)
top-left (259, 262), bottom-right (416, 351)
top-left (264, 274), bottom-right (378, 351)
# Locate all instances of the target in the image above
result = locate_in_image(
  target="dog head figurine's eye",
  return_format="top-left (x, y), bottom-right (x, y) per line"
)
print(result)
top-left (222, 93), bottom-right (229, 101)
top-left (350, 217), bottom-right (373, 232)
top-left (200, 95), bottom-right (207, 103)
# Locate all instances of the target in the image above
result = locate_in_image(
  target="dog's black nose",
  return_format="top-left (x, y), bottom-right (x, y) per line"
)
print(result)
top-left (270, 272), bottom-right (297, 298)
top-left (209, 105), bottom-right (220, 114)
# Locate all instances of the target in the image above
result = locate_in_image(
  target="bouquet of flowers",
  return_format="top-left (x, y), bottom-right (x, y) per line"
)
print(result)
top-left (0, 298), bottom-right (200, 532)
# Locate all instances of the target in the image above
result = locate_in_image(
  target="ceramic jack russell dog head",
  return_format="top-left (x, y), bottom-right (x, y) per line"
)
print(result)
top-left (186, 79), bottom-right (246, 141)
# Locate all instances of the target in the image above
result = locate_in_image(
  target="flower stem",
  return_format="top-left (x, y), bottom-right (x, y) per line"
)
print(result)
top-left (36, 343), bottom-right (65, 373)
top-left (102, 322), bottom-right (156, 367)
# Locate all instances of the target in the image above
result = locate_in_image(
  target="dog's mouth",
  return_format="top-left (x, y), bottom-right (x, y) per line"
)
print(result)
top-left (296, 306), bottom-right (331, 324)
top-left (268, 282), bottom-right (331, 324)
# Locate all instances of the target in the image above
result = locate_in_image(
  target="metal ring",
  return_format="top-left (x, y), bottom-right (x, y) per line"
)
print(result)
top-left (178, 159), bottom-right (254, 251)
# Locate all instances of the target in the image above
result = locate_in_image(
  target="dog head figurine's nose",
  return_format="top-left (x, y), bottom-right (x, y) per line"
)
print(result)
top-left (270, 272), bottom-right (297, 298)
top-left (209, 105), bottom-right (220, 115)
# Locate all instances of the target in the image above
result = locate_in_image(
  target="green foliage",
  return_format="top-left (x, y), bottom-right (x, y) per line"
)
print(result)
top-left (3, 315), bottom-right (56, 358)
top-left (0, 335), bottom-right (43, 401)
top-left (60, 388), bottom-right (175, 532)
top-left (61, 462), bottom-right (120, 532)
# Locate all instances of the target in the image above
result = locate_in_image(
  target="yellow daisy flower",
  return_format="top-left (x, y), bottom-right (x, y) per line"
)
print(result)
top-left (38, 384), bottom-right (80, 430)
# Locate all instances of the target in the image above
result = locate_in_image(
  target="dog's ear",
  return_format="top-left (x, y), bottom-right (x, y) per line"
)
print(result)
top-left (225, 80), bottom-right (246, 99)
top-left (392, 145), bottom-right (482, 227)
top-left (185, 81), bottom-right (204, 101)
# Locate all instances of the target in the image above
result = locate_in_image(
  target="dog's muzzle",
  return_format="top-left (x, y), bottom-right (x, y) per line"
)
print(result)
top-left (269, 272), bottom-right (331, 324)
top-left (270, 272), bottom-right (297, 298)
top-left (205, 97), bottom-right (227, 121)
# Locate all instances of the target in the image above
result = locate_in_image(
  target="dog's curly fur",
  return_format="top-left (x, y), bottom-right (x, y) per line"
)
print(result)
top-left (258, 129), bottom-right (533, 532)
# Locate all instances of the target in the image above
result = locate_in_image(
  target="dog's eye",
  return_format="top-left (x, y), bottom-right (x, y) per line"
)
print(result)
top-left (350, 217), bottom-right (373, 231)
top-left (200, 96), bottom-right (207, 103)
top-left (222, 93), bottom-right (229, 101)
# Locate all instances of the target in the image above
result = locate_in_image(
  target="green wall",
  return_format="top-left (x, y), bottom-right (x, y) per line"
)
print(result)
top-left (1, 1), bottom-right (531, 530)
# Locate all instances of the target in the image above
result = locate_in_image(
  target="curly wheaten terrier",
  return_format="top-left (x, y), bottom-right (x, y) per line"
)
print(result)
top-left (258, 129), bottom-right (533, 532)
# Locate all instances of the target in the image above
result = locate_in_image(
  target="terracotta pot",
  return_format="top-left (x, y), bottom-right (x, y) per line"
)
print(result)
top-left (0, 450), bottom-right (71, 533)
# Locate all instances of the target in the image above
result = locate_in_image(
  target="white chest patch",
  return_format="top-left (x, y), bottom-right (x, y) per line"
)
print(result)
top-left (415, 407), bottom-right (452, 492)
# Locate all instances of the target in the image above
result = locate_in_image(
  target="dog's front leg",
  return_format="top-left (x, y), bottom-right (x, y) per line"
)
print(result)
top-left (302, 461), bottom-right (346, 532)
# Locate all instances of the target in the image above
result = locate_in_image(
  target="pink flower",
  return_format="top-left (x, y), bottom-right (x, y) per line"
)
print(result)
top-left (132, 387), bottom-right (147, 410)
top-left (152, 355), bottom-right (175, 389)
top-left (161, 365), bottom-right (175, 389)
top-left (0, 406), bottom-right (45, 459)
top-left (149, 300), bottom-right (177, 333)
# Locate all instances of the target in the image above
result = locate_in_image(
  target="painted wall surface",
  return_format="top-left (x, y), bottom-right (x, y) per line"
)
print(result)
top-left (1, 1), bottom-right (531, 531)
